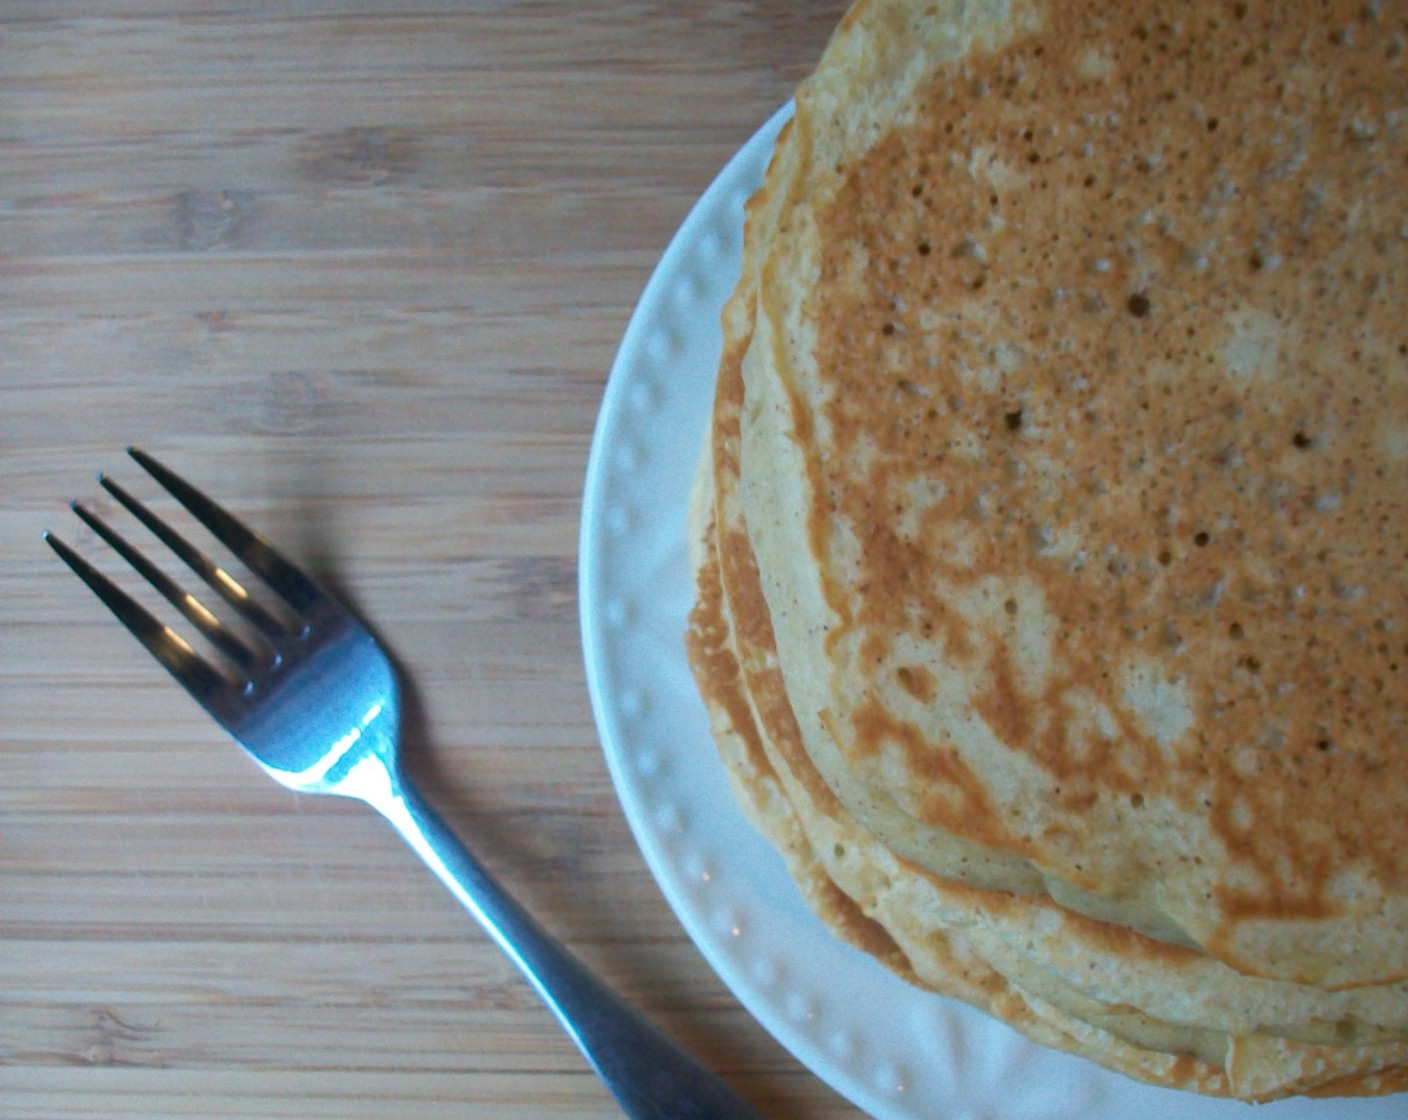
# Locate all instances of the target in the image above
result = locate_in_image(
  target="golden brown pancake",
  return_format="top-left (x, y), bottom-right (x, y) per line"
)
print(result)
top-left (686, 0), bottom-right (1408, 1099)
top-left (741, 0), bottom-right (1408, 990)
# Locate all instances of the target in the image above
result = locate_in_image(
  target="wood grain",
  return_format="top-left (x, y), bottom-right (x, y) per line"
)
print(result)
top-left (0, 3), bottom-right (863, 1117)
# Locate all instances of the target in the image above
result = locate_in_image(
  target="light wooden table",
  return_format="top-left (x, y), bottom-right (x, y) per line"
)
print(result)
top-left (1, 4), bottom-right (861, 1117)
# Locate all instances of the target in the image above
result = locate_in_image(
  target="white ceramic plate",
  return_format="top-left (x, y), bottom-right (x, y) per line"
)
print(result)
top-left (577, 105), bottom-right (1402, 1120)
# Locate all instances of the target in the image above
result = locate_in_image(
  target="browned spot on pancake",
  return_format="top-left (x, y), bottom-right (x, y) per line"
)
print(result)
top-left (860, 629), bottom-right (891, 669)
top-left (807, 873), bottom-right (923, 986)
top-left (973, 641), bottom-right (1033, 756)
top-left (851, 698), bottom-right (1034, 857)
top-left (685, 533), bottom-right (758, 776)
top-left (896, 663), bottom-right (936, 702)
top-left (1165, 1054), bottom-right (1210, 1093)
top-left (1216, 886), bottom-right (1334, 925)
top-left (805, 0), bottom-right (1408, 938)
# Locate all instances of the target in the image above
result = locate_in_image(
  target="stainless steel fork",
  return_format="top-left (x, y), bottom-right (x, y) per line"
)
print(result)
top-left (47, 448), bottom-right (766, 1120)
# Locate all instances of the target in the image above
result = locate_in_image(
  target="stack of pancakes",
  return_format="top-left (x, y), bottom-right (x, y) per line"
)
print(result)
top-left (686, 0), bottom-right (1408, 1100)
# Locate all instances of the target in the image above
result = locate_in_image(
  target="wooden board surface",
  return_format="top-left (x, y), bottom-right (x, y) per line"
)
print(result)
top-left (0, 3), bottom-right (862, 1117)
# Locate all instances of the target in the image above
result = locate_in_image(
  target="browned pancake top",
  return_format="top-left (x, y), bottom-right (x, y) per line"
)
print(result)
top-left (803, 0), bottom-right (1408, 966)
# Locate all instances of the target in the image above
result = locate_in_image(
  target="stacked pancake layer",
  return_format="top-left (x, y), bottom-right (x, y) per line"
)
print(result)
top-left (686, 0), bottom-right (1408, 1101)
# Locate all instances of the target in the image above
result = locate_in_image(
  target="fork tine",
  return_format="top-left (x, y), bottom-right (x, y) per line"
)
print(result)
top-left (99, 471), bottom-right (290, 640)
top-left (45, 531), bottom-right (236, 702)
top-left (71, 501), bottom-right (263, 671)
top-left (128, 448), bottom-right (324, 614)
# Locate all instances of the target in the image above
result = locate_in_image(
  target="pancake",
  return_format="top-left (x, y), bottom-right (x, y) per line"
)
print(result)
top-left (739, 0), bottom-right (1408, 993)
top-left (686, 95), bottom-right (1408, 1098)
top-left (684, 0), bottom-right (1408, 1100)
top-left (704, 303), bottom-right (1408, 1098)
top-left (692, 295), bottom-right (1408, 1098)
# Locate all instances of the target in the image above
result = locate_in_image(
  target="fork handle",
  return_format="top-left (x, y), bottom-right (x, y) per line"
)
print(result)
top-left (368, 773), bottom-right (768, 1120)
